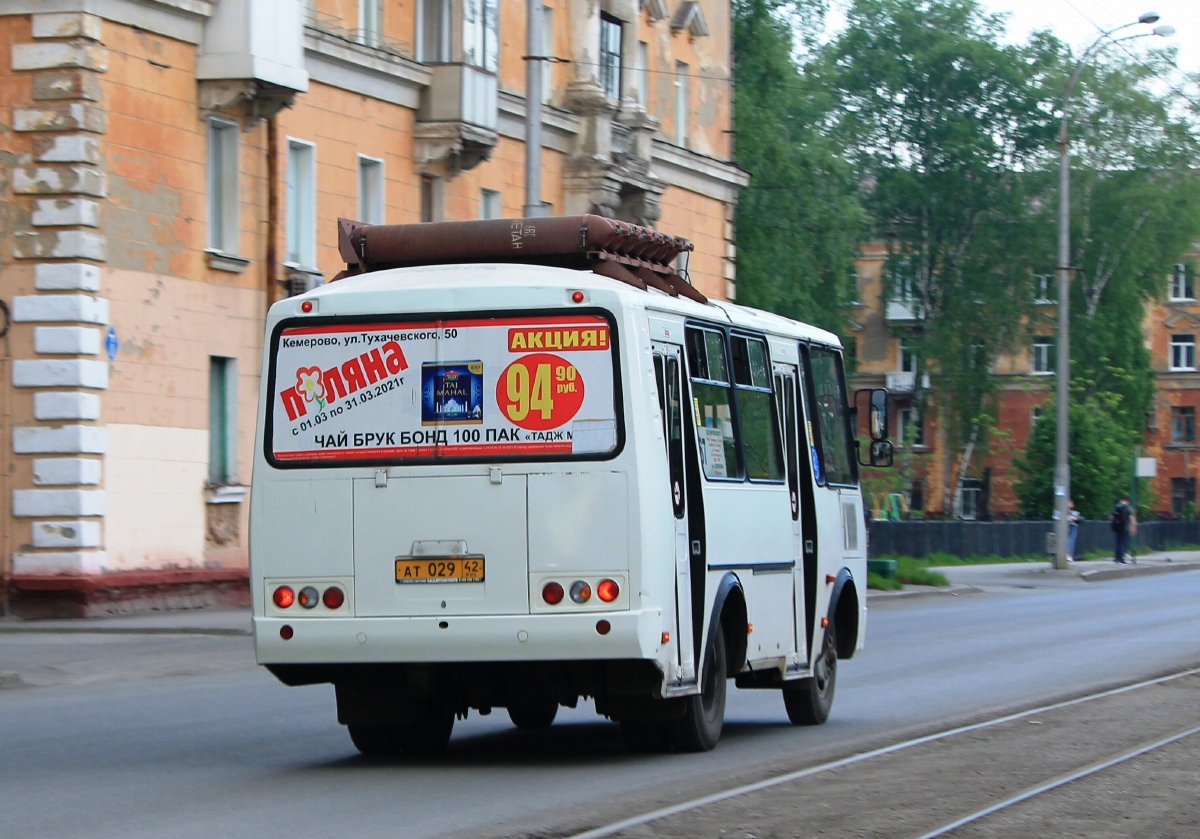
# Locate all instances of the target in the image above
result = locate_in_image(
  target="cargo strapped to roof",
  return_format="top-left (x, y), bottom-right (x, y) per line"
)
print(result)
top-left (334, 215), bottom-right (707, 304)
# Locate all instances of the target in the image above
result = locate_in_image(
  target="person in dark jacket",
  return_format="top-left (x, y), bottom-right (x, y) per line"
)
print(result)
top-left (1112, 496), bottom-right (1134, 564)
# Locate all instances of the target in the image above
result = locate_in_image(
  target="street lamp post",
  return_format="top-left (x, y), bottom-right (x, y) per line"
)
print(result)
top-left (1052, 13), bottom-right (1174, 570)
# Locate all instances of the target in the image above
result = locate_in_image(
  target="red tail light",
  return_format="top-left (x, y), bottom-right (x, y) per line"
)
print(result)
top-left (542, 582), bottom-right (564, 605)
top-left (273, 586), bottom-right (294, 608)
top-left (322, 586), bottom-right (345, 609)
top-left (597, 579), bottom-right (619, 602)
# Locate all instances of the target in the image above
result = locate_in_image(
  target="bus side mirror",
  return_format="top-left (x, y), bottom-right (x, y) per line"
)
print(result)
top-left (855, 388), bottom-right (890, 441)
top-left (857, 439), bottom-right (894, 468)
top-left (870, 440), bottom-right (893, 467)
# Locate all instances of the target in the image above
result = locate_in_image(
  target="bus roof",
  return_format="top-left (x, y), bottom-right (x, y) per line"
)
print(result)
top-left (291, 261), bottom-right (842, 349)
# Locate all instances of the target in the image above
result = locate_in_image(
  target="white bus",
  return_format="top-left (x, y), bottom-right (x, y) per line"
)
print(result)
top-left (250, 216), bottom-right (891, 754)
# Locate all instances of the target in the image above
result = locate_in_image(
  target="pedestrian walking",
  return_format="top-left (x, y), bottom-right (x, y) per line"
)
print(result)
top-left (1111, 495), bottom-right (1134, 564)
top-left (1067, 499), bottom-right (1082, 562)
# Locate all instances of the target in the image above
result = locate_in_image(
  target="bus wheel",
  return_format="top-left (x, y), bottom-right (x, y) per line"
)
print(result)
top-left (347, 724), bottom-right (401, 757)
top-left (671, 627), bottom-right (727, 752)
top-left (508, 699), bottom-right (558, 730)
top-left (395, 702), bottom-right (455, 754)
top-left (783, 620), bottom-right (837, 725)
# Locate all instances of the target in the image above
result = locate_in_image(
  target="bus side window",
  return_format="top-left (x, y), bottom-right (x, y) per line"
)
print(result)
top-left (775, 372), bottom-right (800, 519)
top-left (731, 335), bottom-right (783, 481)
top-left (653, 353), bottom-right (668, 453)
top-left (686, 327), bottom-right (741, 480)
top-left (808, 346), bottom-right (856, 486)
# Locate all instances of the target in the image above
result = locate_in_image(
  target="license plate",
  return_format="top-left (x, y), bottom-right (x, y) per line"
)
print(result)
top-left (395, 555), bottom-right (485, 584)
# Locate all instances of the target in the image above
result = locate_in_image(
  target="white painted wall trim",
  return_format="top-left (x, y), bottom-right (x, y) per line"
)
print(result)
top-left (31, 519), bottom-right (103, 549)
top-left (12, 550), bottom-right (108, 575)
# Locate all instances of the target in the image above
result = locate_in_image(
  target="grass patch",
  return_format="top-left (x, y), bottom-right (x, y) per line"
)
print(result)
top-left (867, 557), bottom-right (950, 589)
top-left (867, 571), bottom-right (903, 591)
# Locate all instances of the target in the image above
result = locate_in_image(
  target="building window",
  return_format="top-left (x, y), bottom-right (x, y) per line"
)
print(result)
top-left (1031, 405), bottom-right (1043, 427)
top-left (634, 40), bottom-right (649, 107)
top-left (209, 357), bottom-right (238, 485)
top-left (675, 60), bottom-right (689, 146)
top-left (418, 0), bottom-right (450, 62)
top-left (358, 156), bottom-right (384, 225)
top-left (1032, 337), bottom-right (1054, 374)
top-left (286, 139), bottom-right (316, 268)
top-left (420, 174), bottom-right (442, 222)
top-left (1171, 334), bottom-right (1197, 371)
top-left (480, 188), bottom-right (502, 220)
top-left (1032, 273), bottom-right (1053, 303)
top-left (1172, 477), bottom-right (1196, 517)
top-left (909, 480), bottom-right (924, 512)
top-left (900, 339), bottom-right (918, 373)
top-left (207, 118), bottom-right (239, 254)
top-left (462, 0), bottom-right (499, 71)
top-left (1172, 406), bottom-right (1196, 443)
top-left (898, 406), bottom-right (924, 447)
top-left (359, 0), bottom-right (380, 46)
top-left (599, 13), bottom-right (622, 100)
top-left (1170, 263), bottom-right (1194, 301)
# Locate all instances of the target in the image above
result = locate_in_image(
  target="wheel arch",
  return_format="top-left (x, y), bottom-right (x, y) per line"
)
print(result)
top-left (706, 571), bottom-right (748, 678)
top-left (827, 567), bottom-right (860, 661)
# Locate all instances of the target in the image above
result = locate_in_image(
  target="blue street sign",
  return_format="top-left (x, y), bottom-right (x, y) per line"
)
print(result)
top-left (106, 326), bottom-right (119, 361)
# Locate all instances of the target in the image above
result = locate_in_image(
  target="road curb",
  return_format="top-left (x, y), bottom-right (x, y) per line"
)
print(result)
top-left (867, 585), bottom-right (981, 600)
top-left (1079, 561), bottom-right (1200, 583)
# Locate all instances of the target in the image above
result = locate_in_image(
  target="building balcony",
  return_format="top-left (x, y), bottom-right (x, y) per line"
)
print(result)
top-left (886, 299), bottom-right (924, 322)
top-left (415, 64), bottom-right (499, 174)
top-left (886, 371), bottom-right (930, 393)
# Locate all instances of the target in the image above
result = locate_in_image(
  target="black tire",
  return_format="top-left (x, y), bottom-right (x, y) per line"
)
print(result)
top-left (784, 621), bottom-right (837, 726)
top-left (347, 724), bottom-right (401, 756)
top-left (507, 699), bottom-right (558, 730)
top-left (671, 626), bottom-right (727, 752)
top-left (395, 703), bottom-right (455, 754)
top-left (347, 702), bottom-right (455, 756)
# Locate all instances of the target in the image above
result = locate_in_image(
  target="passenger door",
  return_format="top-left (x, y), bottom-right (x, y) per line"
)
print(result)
top-left (773, 365), bottom-right (808, 671)
top-left (653, 342), bottom-right (696, 684)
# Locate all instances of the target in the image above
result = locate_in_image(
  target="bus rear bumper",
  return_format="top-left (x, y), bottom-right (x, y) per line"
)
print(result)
top-left (253, 609), bottom-right (665, 665)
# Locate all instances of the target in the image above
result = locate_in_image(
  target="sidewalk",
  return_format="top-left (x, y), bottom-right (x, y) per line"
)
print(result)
top-left (872, 548), bottom-right (1200, 599)
top-left (0, 607), bottom-right (251, 635)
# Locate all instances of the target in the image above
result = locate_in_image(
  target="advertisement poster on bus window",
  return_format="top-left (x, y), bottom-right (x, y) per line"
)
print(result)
top-left (270, 315), bottom-right (618, 464)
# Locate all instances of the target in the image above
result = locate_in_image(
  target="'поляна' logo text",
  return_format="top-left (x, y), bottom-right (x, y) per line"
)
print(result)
top-left (280, 340), bottom-right (408, 421)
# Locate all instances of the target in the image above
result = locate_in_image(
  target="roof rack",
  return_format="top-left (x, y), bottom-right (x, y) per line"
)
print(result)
top-left (334, 214), bottom-right (707, 304)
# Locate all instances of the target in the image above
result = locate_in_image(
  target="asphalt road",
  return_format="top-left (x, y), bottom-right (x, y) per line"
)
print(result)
top-left (2, 568), bottom-right (1199, 839)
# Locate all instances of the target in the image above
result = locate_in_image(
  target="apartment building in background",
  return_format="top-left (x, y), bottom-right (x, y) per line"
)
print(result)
top-left (0, 0), bottom-right (747, 616)
top-left (851, 243), bottom-right (1200, 521)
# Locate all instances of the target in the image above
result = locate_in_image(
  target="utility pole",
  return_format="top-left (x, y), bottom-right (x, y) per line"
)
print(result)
top-left (523, 1), bottom-right (544, 218)
top-left (1051, 13), bottom-right (1172, 570)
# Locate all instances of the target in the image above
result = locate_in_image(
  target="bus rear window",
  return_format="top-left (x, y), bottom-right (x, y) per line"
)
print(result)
top-left (267, 313), bottom-right (620, 466)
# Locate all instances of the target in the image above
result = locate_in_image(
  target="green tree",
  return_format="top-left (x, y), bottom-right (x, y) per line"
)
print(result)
top-left (1012, 395), bottom-right (1134, 520)
top-left (1065, 51), bottom-right (1200, 436)
top-left (731, 0), bottom-right (868, 334)
top-left (823, 0), bottom-right (1061, 510)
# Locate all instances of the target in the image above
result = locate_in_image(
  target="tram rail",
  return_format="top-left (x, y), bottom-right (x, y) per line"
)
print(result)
top-left (565, 665), bottom-right (1200, 839)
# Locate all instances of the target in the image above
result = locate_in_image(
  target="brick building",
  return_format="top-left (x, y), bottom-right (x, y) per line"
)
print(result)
top-left (0, 0), bottom-right (746, 615)
top-left (851, 243), bottom-right (1200, 520)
